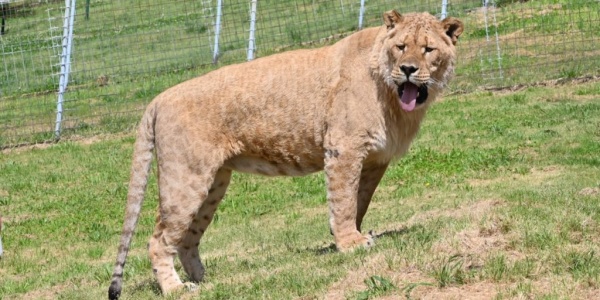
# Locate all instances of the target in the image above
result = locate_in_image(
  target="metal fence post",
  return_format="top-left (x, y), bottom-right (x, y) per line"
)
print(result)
top-left (490, 0), bottom-right (503, 80)
top-left (212, 0), bottom-right (222, 64)
top-left (358, 0), bottom-right (365, 30)
top-left (247, 0), bottom-right (257, 61)
top-left (441, 0), bottom-right (448, 19)
top-left (1, 1), bottom-right (8, 36)
top-left (55, 0), bottom-right (76, 140)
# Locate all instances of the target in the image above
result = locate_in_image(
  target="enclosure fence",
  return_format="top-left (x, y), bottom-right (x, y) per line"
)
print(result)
top-left (0, 0), bottom-right (598, 148)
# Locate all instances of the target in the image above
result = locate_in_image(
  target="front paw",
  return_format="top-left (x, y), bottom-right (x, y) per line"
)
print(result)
top-left (335, 231), bottom-right (375, 252)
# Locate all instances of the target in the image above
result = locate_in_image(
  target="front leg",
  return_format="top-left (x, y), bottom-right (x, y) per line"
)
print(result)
top-left (324, 148), bottom-right (372, 252)
top-left (356, 163), bottom-right (389, 232)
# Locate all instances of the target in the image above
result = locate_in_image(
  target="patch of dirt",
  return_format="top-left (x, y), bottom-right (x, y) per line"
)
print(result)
top-left (326, 199), bottom-right (510, 298)
top-left (273, 32), bottom-right (351, 53)
top-left (429, 202), bottom-right (526, 277)
top-left (406, 199), bottom-right (505, 226)
top-left (1, 141), bottom-right (54, 154)
top-left (1, 132), bottom-right (134, 154)
top-left (410, 281), bottom-right (509, 300)
top-left (432, 224), bottom-right (524, 273)
top-left (324, 252), bottom-right (516, 299)
top-left (578, 187), bottom-right (600, 196)
top-left (377, 277), bottom-right (600, 300)
top-left (481, 75), bottom-right (600, 94)
top-left (528, 276), bottom-right (600, 300)
top-left (468, 166), bottom-right (561, 188)
top-left (520, 4), bottom-right (563, 19)
top-left (66, 132), bottom-right (133, 145)
top-left (324, 191), bottom-right (600, 299)
top-left (324, 254), bottom-right (432, 300)
top-left (374, 198), bottom-right (507, 242)
top-left (328, 190), bottom-right (600, 298)
top-left (437, 227), bottom-right (507, 255)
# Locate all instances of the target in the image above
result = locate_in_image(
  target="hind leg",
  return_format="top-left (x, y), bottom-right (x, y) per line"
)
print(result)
top-left (178, 168), bottom-right (231, 282)
top-left (148, 162), bottom-right (220, 294)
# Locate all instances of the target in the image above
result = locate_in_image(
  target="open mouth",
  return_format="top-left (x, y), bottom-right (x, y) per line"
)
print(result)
top-left (397, 82), bottom-right (429, 112)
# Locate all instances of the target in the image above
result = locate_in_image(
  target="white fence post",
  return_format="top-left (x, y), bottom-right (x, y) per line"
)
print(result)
top-left (490, 0), bottom-right (503, 80)
top-left (55, 0), bottom-right (76, 140)
top-left (247, 0), bottom-right (257, 61)
top-left (441, 0), bottom-right (448, 19)
top-left (213, 0), bottom-right (222, 64)
top-left (358, 0), bottom-right (365, 30)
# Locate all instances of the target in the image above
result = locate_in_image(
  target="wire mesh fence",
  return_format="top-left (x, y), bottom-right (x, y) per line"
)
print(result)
top-left (0, 0), bottom-right (598, 148)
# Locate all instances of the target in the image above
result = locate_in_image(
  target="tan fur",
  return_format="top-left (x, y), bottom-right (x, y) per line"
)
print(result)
top-left (108, 10), bottom-right (463, 299)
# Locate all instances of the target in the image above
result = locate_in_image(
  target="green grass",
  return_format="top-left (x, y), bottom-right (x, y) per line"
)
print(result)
top-left (1, 80), bottom-right (598, 299)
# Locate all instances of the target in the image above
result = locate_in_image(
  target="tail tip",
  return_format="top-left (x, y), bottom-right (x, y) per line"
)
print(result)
top-left (108, 280), bottom-right (122, 300)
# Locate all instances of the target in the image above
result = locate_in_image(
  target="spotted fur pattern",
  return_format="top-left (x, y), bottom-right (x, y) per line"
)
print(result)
top-left (108, 10), bottom-right (463, 299)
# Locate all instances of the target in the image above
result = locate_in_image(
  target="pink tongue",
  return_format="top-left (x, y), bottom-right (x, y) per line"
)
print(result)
top-left (400, 82), bottom-right (418, 112)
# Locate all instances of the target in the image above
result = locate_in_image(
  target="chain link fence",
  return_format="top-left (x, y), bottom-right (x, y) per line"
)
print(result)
top-left (1, 0), bottom-right (598, 148)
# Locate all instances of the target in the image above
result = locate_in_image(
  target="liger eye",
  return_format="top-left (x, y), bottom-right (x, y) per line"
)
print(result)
top-left (397, 45), bottom-right (406, 51)
top-left (425, 47), bottom-right (435, 53)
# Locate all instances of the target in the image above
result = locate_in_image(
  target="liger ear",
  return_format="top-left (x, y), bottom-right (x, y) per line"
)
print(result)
top-left (441, 17), bottom-right (464, 45)
top-left (383, 10), bottom-right (403, 30)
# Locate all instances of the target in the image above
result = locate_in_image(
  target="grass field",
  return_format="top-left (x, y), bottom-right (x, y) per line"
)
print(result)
top-left (1, 0), bottom-right (598, 147)
top-left (1, 79), bottom-right (599, 299)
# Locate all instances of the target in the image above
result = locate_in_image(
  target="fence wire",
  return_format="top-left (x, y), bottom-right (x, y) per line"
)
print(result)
top-left (0, 0), bottom-right (598, 148)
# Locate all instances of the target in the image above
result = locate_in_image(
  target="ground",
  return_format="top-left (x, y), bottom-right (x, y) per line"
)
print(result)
top-left (0, 79), bottom-right (599, 299)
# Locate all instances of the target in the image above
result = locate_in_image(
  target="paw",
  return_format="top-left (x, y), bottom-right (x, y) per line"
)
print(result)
top-left (366, 230), bottom-right (376, 247)
top-left (336, 231), bottom-right (376, 252)
top-left (168, 282), bottom-right (199, 299)
top-left (183, 282), bottom-right (198, 292)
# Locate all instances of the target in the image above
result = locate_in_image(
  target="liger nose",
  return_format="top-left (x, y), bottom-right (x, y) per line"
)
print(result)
top-left (400, 65), bottom-right (419, 77)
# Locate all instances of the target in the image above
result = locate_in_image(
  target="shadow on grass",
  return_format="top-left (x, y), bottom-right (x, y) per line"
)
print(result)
top-left (372, 227), bottom-right (410, 240)
top-left (129, 279), bottom-right (162, 297)
top-left (311, 243), bottom-right (338, 255)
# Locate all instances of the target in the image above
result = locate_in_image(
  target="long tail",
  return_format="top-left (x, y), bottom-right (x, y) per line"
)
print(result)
top-left (108, 103), bottom-right (157, 300)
